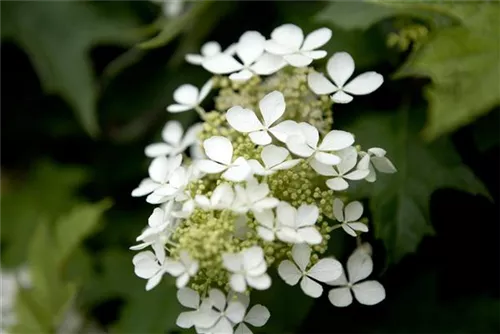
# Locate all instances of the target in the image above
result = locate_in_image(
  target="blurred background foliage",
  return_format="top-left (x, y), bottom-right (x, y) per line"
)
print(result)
top-left (1, 1), bottom-right (499, 333)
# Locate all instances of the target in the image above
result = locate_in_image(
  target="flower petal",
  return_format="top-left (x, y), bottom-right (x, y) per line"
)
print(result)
top-left (276, 202), bottom-right (297, 228)
top-left (236, 31), bottom-right (265, 66)
top-left (132, 179), bottom-right (159, 197)
top-left (261, 144), bottom-right (288, 168)
top-left (286, 135), bottom-right (315, 158)
top-left (344, 169), bottom-right (370, 180)
top-left (149, 156), bottom-right (169, 183)
top-left (250, 53), bottom-right (287, 75)
top-left (226, 106), bottom-right (263, 133)
top-left (226, 301), bottom-right (247, 323)
top-left (257, 226), bottom-right (275, 241)
top-left (333, 198), bottom-right (344, 222)
top-left (229, 69), bottom-right (254, 82)
top-left (331, 90), bottom-right (354, 104)
top-left (222, 158), bottom-right (251, 182)
top-left (198, 78), bottom-right (213, 103)
top-left (326, 177), bottom-right (349, 191)
top-left (259, 91), bottom-right (286, 127)
top-left (177, 288), bottom-right (200, 309)
top-left (302, 50), bottom-right (327, 59)
top-left (298, 227), bottom-right (322, 245)
top-left (336, 146), bottom-right (358, 174)
top-left (307, 72), bottom-right (337, 95)
top-left (297, 204), bottom-right (319, 227)
top-left (327, 52), bottom-right (355, 88)
top-left (209, 317), bottom-right (233, 334)
top-left (319, 130), bottom-right (355, 151)
top-left (246, 273), bottom-right (272, 290)
top-left (196, 160), bottom-right (227, 174)
top-left (244, 305), bottom-right (270, 327)
top-left (209, 289), bottom-right (226, 311)
top-left (352, 281), bottom-right (385, 305)
top-left (283, 53), bottom-right (312, 67)
top-left (146, 272), bottom-right (163, 291)
top-left (176, 310), bottom-right (197, 328)
top-left (185, 54), bottom-right (203, 65)
top-left (274, 159), bottom-right (301, 170)
top-left (201, 41), bottom-right (222, 57)
top-left (302, 27), bottom-right (332, 51)
top-left (269, 120), bottom-right (300, 143)
top-left (223, 253), bottom-right (242, 272)
top-left (300, 276), bottom-right (323, 298)
top-left (203, 136), bottom-right (233, 165)
top-left (310, 159), bottom-right (337, 176)
top-left (328, 287), bottom-right (353, 307)
top-left (270, 23), bottom-right (304, 50)
top-left (348, 222), bottom-right (369, 233)
top-left (308, 258), bottom-right (343, 283)
top-left (167, 104), bottom-right (193, 113)
top-left (314, 152), bottom-right (341, 165)
top-left (264, 39), bottom-right (293, 55)
top-left (292, 243), bottom-right (311, 271)
top-left (145, 143), bottom-right (173, 158)
top-left (341, 224), bottom-right (358, 237)
top-left (235, 323), bottom-right (252, 334)
top-left (248, 160), bottom-right (268, 175)
top-left (202, 53), bottom-right (243, 74)
top-left (343, 72), bottom-right (383, 95)
top-left (249, 130), bottom-right (272, 145)
top-left (230, 273), bottom-right (247, 292)
top-left (277, 260), bottom-right (301, 286)
top-left (173, 84), bottom-right (199, 105)
top-left (347, 246), bottom-right (373, 283)
top-left (344, 201), bottom-right (363, 222)
top-left (161, 120), bottom-right (184, 146)
top-left (242, 246), bottom-right (265, 270)
top-left (371, 156), bottom-right (397, 173)
top-left (254, 209), bottom-right (274, 229)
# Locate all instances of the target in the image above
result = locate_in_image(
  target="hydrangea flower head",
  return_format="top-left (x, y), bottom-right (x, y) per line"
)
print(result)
top-left (131, 22), bottom-right (395, 333)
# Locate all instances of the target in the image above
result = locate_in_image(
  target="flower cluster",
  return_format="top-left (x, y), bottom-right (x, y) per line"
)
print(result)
top-left (131, 23), bottom-right (396, 333)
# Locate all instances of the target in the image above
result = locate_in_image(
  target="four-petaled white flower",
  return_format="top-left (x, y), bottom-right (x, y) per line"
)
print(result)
top-left (131, 155), bottom-right (183, 198)
top-left (196, 289), bottom-right (247, 334)
top-left (275, 202), bottom-right (323, 245)
top-left (167, 79), bottom-right (213, 113)
top-left (164, 250), bottom-right (199, 288)
top-left (195, 182), bottom-right (234, 210)
top-left (176, 288), bottom-right (203, 329)
top-left (232, 294), bottom-right (271, 334)
top-left (308, 52), bottom-right (384, 103)
top-left (286, 122), bottom-right (355, 165)
top-left (278, 244), bottom-right (343, 298)
top-left (226, 91), bottom-right (299, 145)
top-left (358, 147), bottom-right (397, 182)
top-left (203, 31), bottom-right (285, 81)
top-left (146, 165), bottom-right (191, 204)
top-left (222, 246), bottom-right (271, 292)
top-left (248, 144), bottom-right (301, 175)
top-left (253, 209), bottom-right (281, 242)
top-left (132, 250), bottom-right (167, 291)
top-left (327, 244), bottom-right (385, 307)
top-left (145, 121), bottom-right (202, 158)
top-left (186, 41), bottom-right (236, 65)
top-left (333, 198), bottom-right (368, 237)
top-left (310, 146), bottom-right (369, 191)
top-left (196, 136), bottom-right (252, 182)
top-left (233, 177), bottom-right (279, 214)
top-left (265, 24), bottom-right (332, 67)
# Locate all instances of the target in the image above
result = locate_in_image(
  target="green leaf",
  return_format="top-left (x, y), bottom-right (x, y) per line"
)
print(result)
top-left (346, 108), bottom-right (489, 263)
top-left (1, 2), bottom-right (143, 136)
top-left (11, 287), bottom-right (53, 334)
top-left (394, 3), bottom-right (500, 140)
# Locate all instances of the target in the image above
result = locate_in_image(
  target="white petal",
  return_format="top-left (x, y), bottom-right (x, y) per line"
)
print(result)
top-left (248, 160), bottom-right (268, 175)
top-left (314, 152), bottom-right (341, 165)
top-left (222, 253), bottom-right (242, 272)
top-left (167, 104), bottom-right (193, 113)
top-left (277, 260), bottom-right (301, 286)
top-left (319, 130), bottom-right (355, 151)
top-left (276, 202), bottom-right (297, 228)
top-left (250, 53), bottom-right (286, 75)
top-left (307, 72), bottom-right (337, 95)
top-left (368, 147), bottom-right (386, 156)
top-left (327, 52), bottom-right (355, 88)
top-left (343, 72), bottom-right (383, 95)
top-left (201, 41), bottom-right (222, 57)
top-left (264, 39), bottom-right (293, 55)
top-left (310, 159), bottom-right (336, 176)
top-left (229, 69), bottom-right (254, 82)
top-left (245, 304), bottom-right (270, 327)
top-left (257, 227), bottom-right (275, 241)
top-left (302, 28), bottom-right (332, 51)
top-left (344, 169), bottom-right (370, 180)
top-left (203, 136), bottom-right (233, 165)
top-left (145, 143), bottom-right (173, 158)
top-left (270, 23), bottom-right (304, 50)
top-left (176, 273), bottom-right (190, 288)
top-left (230, 273), bottom-right (247, 292)
top-left (292, 243), bottom-right (311, 271)
top-left (300, 276), bottom-right (323, 298)
top-left (253, 198), bottom-right (279, 212)
top-left (198, 79), bottom-right (213, 103)
top-left (235, 323), bottom-right (252, 334)
top-left (296, 204), bottom-right (319, 227)
top-left (135, 264), bottom-right (159, 280)
top-left (274, 159), bottom-right (301, 170)
top-left (202, 53), bottom-right (243, 74)
top-left (283, 54), bottom-right (312, 67)
top-left (196, 160), bottom-right (227, 174)
top-left (149, 156), bottom-right (169, 183)
top-left (222, 159), bottom-right (251, 182)
top-left (347, 247), bottom-right (373, 283)
top-left (286, 135), bottom-right (315, 157)
top-left (173, 84), bottom-right (199, 105)
top-left (249, 130), bottom-right (272, 145)
top-left (261, 144), bottom-right (288, 168)
top-left (341, 224), bottom-right (358, 237)
top-left (331, 91), bottom-right (354, 104)
top-left (371, 156), bottom-right (397, 173)
top-left (302, 50), bottom-right (327, 59)
top-left (352, 281), bottom-right (386, 305)
top-left (226, 106), bottom-right (263, 133)
top-left (344, 201), bottom-right (363, 222)
top-left (259, 91), bottom-right (286, 127)
top-left (208, 289), bottom-right (226, 311)
top-left (298, 122), bottom-right (320, 148)
top-left (132, 179), bottom-right (158, 197)
top-left (145, 193), bottom-right (168, 204)
top-left (177, 288), bottom-right (200, 309)
top-left (268, 120), bottom-right (300, 143)
top-left (357, 153), bottom-right (371, 170)
top-left (336, 146), bottom-right (358, 174)
top-left (181, 123), bottom-right (203, 149)
top-left (328, 287), bottom-right (353, 307)
top-left (246, 274), bottom-right (272, 290)
top-left (242, 246), bottom-right (264, 268)
top-left (254, 209), bottom-right (274, 228)
top-left (226, 301), bottom-right (247, 323)
top-left (176, 310), bottom-right (197, 328)
top-left (333, 198), bottom-right (344, 222)
top-left (326, 177), bottom-right (349, 191)
top-left (298, 227), bottom-right (322, 245)
top-left (161, 120), bottom-right (183, 145)
top-left (185, 54), bottom-right (204, 65)
top-left (308, 258), bottom-right (343, 283)
top-left (237, 31), bottom-right (265, 65)
top-left (348, 222), bottom-right (369, 233)
top-left (146, 272), bottom-right (163, 290)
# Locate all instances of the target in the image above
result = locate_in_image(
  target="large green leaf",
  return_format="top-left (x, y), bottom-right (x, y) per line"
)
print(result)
top-left (346, 108), bottom-right (489, 263)
top-left (1, 2), bottom-right (143, 136)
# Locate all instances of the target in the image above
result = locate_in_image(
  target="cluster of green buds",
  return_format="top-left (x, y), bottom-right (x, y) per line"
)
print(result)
top-left (131, 23), bottom-right (396, 333)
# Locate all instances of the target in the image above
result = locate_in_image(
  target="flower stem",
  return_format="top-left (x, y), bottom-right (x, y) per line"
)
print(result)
top-left (195, 106), bottom-right (207, 120)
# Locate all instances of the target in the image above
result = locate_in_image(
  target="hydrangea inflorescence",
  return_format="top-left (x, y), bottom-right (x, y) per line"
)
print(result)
top-left (131, 23), bottom-right (396, 333)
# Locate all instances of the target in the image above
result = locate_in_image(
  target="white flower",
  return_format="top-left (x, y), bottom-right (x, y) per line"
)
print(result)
top-left (222, 246), bottom-right (271, 292)
top-left (196, 136), bottom-right (252, 182)
top-left (278, 244), bottom-right (343, 298)
top-left (164, 250), bottom-right (199, 288)
top-left (232, 177), bottom-right (279, 214)
top-left (131, 154), bottom-right (183, 198)
top-left (265, 24), bottom-right (332, 67)
top-left (132, 250), bottom-right (167, 291)
top-left (275, 202), bottom-right (322, 245)
top-left (172, 198), bottom-right (195, 218)
top-left (145, 121), bottom-right (202, 158)
top-left (253, 209), bottom-right (279, 241)
top-left (167, 79), bottom-right (213, 113)
top-left (333, 198), bottom-right (368, 237)
top-left (130, 203), bottom-right (174, 254)
top-left (286, 123), bottom-right (355, 165)
top-left (146, 165), bottom-right (191, 204)
top-left (232, 294), bottom-right (270, 334)
top-left (308, 52), bottom-right (384, 103)
top-left (196, 289), bottom-right (247, 334)
top-left (176, 288), bottom-right (204, 329)
top-left (358, 147), bottom-right (397, 182)
top-left (248, 144), bottom-right (301, 175)
top-left (195, 182), bottom-right (234, 210)
top-left (327, 244), bottom-right (385, 307)
top-left (310, 146), bottom-right (369, 191)
top-left (186, 41), bottom-right (236, 65)
top-left (203, 31), bottom-right (285, 81)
